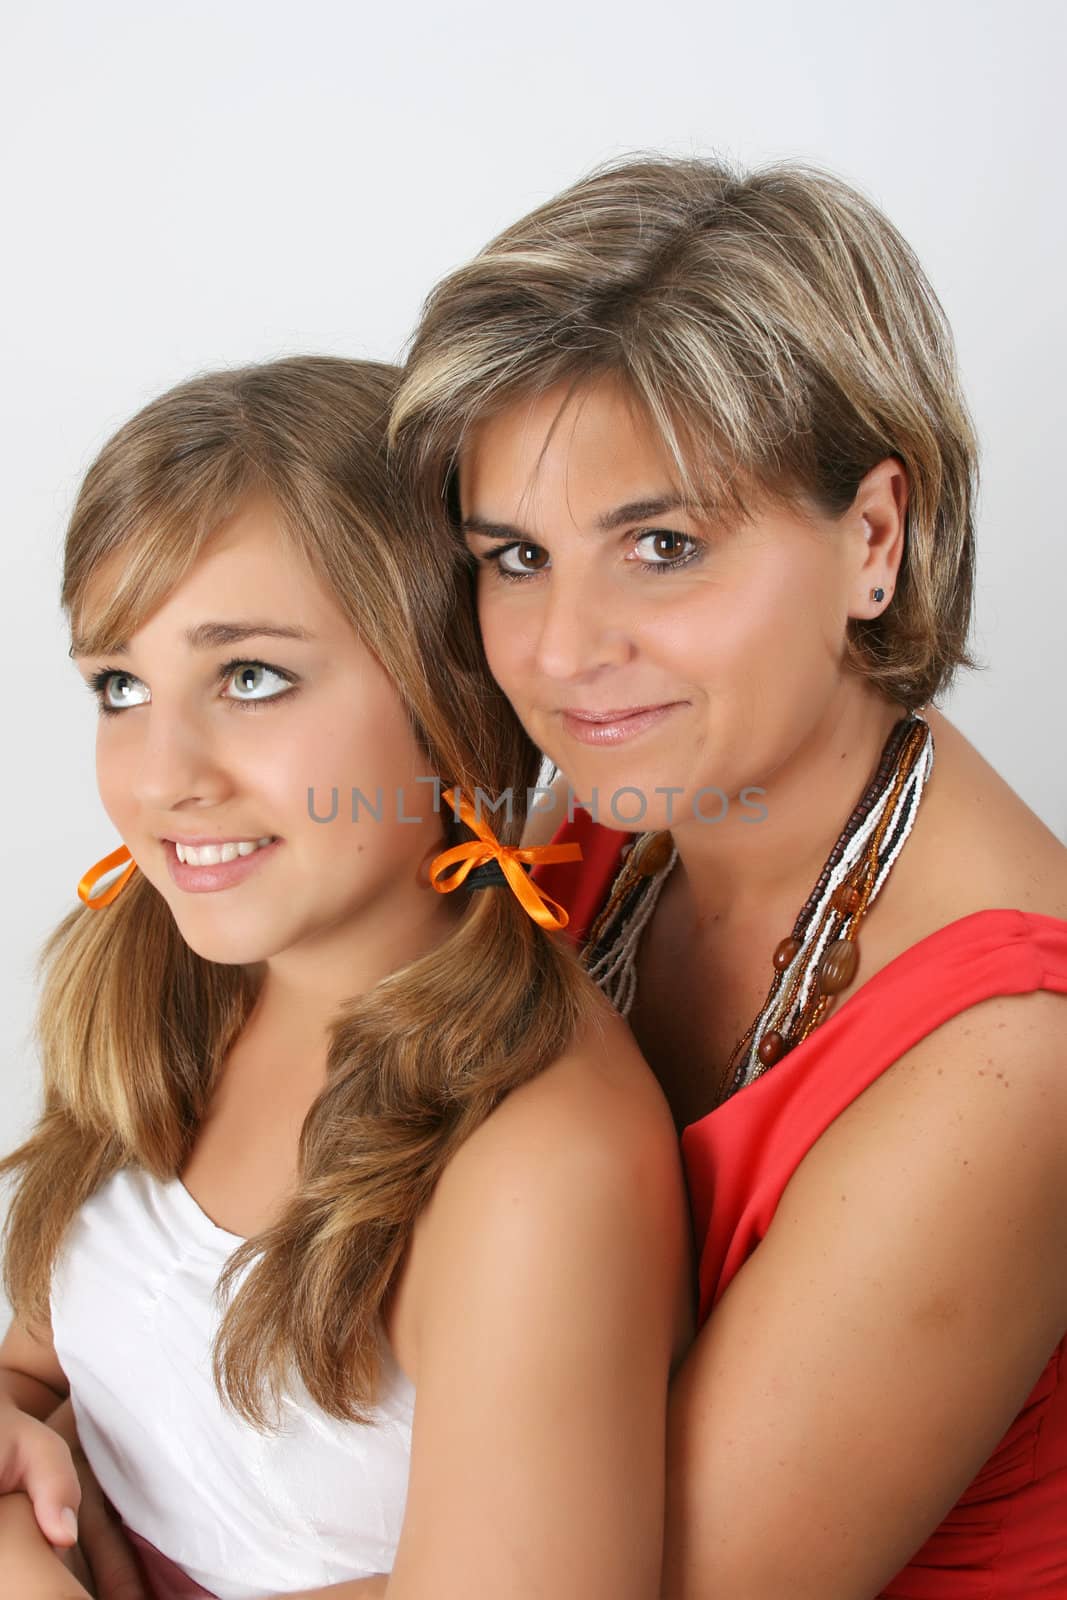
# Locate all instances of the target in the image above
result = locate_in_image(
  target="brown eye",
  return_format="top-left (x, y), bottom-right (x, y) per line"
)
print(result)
top-left (497, 541), bottom-right (550, 575)
top-left (633, 529), bottom-right (699, 567)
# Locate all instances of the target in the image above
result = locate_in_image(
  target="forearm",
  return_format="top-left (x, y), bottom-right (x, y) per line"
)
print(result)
top-left (1, 1363), bottom-right (68, 1422)
top-left (47, 1396), bottom-right (84, 1460)
top-left (0, 1490), bottom-right (93, 1599)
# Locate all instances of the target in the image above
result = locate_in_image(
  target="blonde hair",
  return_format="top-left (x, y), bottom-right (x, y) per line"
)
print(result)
top-left (2, 356), bottom-right (594, 1425)
top-left (392, 154), bottom-right (980, 706)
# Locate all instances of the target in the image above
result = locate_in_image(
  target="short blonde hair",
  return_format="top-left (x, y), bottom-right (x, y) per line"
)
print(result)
top-left (392, 154), bottom-right (980, 707)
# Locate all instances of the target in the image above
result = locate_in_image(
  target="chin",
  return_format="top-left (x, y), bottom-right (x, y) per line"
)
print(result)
top-left (169, 922), bottom-right (275, 968)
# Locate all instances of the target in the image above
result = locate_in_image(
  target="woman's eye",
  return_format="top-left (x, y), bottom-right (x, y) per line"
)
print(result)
top-left (89, 659), bottom-right (295, 717)
top-left (227, 662), bottom-right (291, 702)
top-left (632, 529), bottom-right (699, 567)
top-left (96, 672), bottom-right (149, 711)
top-left (493, 541), bottom-right (550, 577)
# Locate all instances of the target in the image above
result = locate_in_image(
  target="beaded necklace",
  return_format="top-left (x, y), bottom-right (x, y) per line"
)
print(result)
top-left (581, 711), bottom-right (934, 1110)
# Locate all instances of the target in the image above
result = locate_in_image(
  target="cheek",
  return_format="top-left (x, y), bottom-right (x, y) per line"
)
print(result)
top-left (639, 580), bottom-right (783, 679)
top-left (95, 730), bottom-right (137, 822)
top-left (700, 553), bottom-right (830, 658)
top-left (298, 681), bottom-right (428, 804)
top-left (476, 586), bottom-right (528, 695)
top-left (717, 567), bottom-right (847, 728)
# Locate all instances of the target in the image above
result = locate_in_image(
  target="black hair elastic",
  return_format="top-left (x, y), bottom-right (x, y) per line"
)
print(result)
top-left (463, 858), bottom-right (533, 891)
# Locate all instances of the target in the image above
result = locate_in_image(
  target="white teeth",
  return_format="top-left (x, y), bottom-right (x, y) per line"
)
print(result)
top-left (175, 837), bottom-right (275, 866)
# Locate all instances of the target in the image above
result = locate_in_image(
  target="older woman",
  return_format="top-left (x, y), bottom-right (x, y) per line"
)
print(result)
top-left (390, 156), bottom-right (1067, 1598)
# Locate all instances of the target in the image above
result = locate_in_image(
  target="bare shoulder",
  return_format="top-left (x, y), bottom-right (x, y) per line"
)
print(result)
top-left (385, 999), bottom-right (693, 1385)
top-left (406, 994), bottom-right (691, 1346)
top-left (434, 996), bottom-right (681, 1211)
top-left (789, 979), bottom-right (1067, 1265)
top-left (920, 707), bottom-right (1067, 915)
top-left (874, 979), bottom-right (1061, 1113)
top-left (823, 710), bottom-right (1067, 1022)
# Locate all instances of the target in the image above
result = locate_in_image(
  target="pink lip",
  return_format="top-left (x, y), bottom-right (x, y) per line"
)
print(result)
top-left (560, 702), bottom-right (685, 746)
top-left (164, 836), bottom-right (282, 894)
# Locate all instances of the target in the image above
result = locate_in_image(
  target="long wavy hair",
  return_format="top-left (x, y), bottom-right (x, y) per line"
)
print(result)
top-left (391, 153), bottom-right (980, 707)
top-left (1, 355), bottom-right (595, 1426)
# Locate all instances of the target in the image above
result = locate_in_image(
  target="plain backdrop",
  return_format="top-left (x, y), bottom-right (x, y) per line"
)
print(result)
top-left (2, 0), bottom-right (1064, 1314)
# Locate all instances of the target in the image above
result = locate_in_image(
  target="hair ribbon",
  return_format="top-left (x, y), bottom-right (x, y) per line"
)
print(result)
top-left (78, 844), bottom-right (138, 908)
top-left (429, 788), bottom-right (582, 931)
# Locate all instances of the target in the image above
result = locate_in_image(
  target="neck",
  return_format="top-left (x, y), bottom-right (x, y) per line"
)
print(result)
top-left (668, 683), bottom-right (910, 928)
top-left (246, 875), bottom-right (466, 1055)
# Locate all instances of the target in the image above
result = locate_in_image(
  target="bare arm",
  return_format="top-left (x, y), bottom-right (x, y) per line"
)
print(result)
top-left (1, 1311), bottom-right (71, 1421)
top-left (0, 1313), bottom-right (86, 1552)
top-left (284, 1014), bottom-right (689, 1600)
top-left (662, 988), bottom-right (1067, 1599)
top-left (0, 1492), bottom-right (92, 1600)
top-left (47, 1399), bottom-right (148, 1600)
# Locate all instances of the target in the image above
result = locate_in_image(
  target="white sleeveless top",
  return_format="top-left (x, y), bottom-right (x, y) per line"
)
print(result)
top-left (49, 1164), bottom-right (414, 1599)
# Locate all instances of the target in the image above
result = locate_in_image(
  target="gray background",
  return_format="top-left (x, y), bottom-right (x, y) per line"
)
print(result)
top-left (3, 0), bottom-right (1064, 1317)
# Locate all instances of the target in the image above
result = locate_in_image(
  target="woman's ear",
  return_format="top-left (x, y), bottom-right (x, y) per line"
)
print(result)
top-left (847, 457), bottom-right (908, 618)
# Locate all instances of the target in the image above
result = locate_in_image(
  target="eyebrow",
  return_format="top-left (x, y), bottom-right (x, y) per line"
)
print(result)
top-left (461, 495), bottom-right (687, 542)
top-left (69, 621), bottom-right (316, 659)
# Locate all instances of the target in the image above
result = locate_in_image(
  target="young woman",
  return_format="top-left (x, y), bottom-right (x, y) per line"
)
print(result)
top-left (390, 156), bottom-right (1067, 1597)
top-left (0, 355), bottom-right (692, 1600)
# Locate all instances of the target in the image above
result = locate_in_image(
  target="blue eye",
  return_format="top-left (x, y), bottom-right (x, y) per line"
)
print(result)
top-left (86, 659), bottom-right (298, 718)
top-left (87, 669), bottom-right (149, 713)
top-left (227, 662), bottom-right (292, 703)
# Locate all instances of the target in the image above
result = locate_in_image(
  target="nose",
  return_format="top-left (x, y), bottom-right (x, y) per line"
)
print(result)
top-left (532, 568), bottom-right (634, 682)
top-left (121, 701), bottom-right (230, 815)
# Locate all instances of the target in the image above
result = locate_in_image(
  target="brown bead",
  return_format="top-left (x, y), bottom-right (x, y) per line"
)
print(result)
top-left (832, 884), bottom-right (862, 914)
top-left (773, 936), bottom-right (801, 972)
top-left (757, 1030), bottom-right (785, 1067)
top-left (637, 831), bottom-right (673, 875)
top-left (817, 938), bottom-right (859, 995)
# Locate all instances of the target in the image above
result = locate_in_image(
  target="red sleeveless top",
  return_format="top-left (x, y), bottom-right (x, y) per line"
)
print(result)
top-left (533, 809), bottom-right (1067, 1598)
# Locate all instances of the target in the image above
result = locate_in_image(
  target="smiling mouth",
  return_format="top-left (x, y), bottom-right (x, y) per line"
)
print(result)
top-left (161, 835), bottom-right (284, 893)
top-left (166, 835), bottom-right (278, 865)
top-left (556, 702), bottom-right (686, 747)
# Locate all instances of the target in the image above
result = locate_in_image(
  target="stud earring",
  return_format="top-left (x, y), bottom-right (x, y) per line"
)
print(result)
top-left (871, 587), bottom-right (885, 603)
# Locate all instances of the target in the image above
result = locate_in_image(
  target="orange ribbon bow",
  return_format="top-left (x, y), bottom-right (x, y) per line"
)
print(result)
top-left (429, 788), bottom-right (582, 931)
top-left (77, 843), bottom-right (138, 908)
